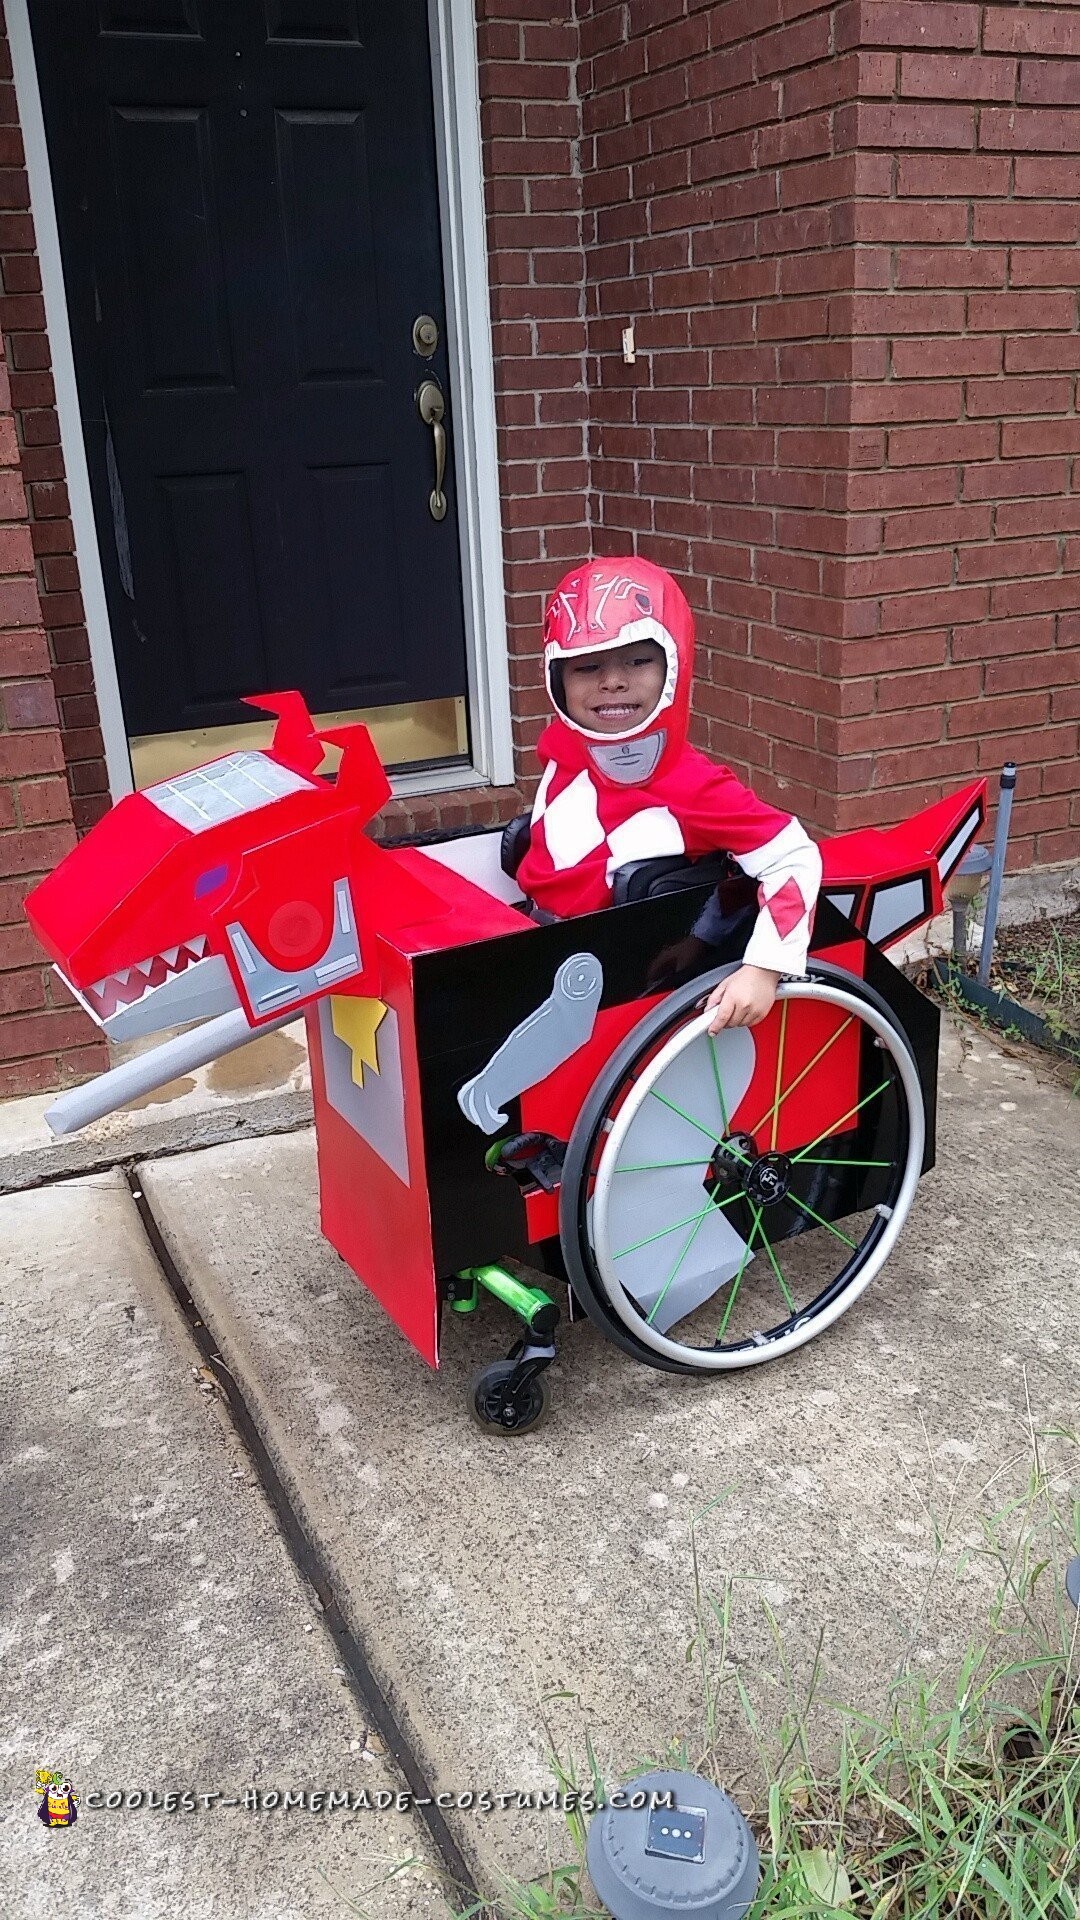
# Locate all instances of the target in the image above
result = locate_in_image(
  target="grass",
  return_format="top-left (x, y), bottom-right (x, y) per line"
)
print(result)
top-left (429, 1410), bottom-right (1080, 1920)
top-left (990, 915), bottom-right (1080, 1049)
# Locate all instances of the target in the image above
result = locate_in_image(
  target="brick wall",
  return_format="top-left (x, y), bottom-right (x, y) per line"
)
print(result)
top-left (831, 0), bottom-right (1080, 865)
top-left (0, 9), bottom-right (109, 840)
top-left (578, 0), bottom-right (1080, 865)
top-left (0, 321), bottom-right (107, 1094)
top-left (580, 0), bottom-right (885, 837)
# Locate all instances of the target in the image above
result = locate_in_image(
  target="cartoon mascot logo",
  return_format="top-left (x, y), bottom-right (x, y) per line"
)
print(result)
top-left (35, 1769), bottom-right (78, 1828)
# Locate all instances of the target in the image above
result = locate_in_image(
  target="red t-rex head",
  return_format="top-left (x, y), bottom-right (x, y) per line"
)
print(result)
top-left (542, 557), bottom-right (695, 785)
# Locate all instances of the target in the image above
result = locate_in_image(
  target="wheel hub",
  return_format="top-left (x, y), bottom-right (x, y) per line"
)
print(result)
top-left (705, 1134), bottom-right (793, 1208)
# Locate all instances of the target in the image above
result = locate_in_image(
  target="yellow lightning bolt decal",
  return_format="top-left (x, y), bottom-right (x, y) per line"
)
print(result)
top-left (330, 996), bottom-right (388, 1088)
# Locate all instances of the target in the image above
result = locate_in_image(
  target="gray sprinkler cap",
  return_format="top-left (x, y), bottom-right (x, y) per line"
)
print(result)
top-left (586, 1769), bottom-right (760, 1920)
top-left (1067, 1556), bottom-right (1080, 1611)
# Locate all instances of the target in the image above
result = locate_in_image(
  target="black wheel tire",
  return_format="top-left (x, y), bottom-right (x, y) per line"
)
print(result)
top-left (558, 957), bottom-right (923, 1374)
top-left (469, 1361), bottom-right (551, 1435)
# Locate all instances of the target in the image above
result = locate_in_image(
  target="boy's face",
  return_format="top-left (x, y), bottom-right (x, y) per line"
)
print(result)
top-left (559, 638), bottom-right (667, 734)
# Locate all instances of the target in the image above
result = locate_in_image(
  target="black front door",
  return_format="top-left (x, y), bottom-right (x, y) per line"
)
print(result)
top-left (29, 0), bottom-right (469, 757)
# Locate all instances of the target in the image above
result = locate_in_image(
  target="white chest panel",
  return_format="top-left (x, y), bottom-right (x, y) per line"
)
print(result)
top-left (542, 770), bottom-right (607, 871)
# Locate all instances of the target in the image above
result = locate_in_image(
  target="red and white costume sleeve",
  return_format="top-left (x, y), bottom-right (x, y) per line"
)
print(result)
top-left (515, 558), bottom-right (823, 977)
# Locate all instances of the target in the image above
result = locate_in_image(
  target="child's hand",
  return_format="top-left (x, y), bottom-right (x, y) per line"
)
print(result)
top-left (705, 965), bottom-right (781, 1033)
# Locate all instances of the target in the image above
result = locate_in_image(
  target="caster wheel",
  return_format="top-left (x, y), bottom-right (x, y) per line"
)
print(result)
top-left (470, 1361), bottom-right (551, 1435)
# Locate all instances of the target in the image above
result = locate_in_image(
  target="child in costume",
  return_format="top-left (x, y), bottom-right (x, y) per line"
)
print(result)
top-left (514, 557), bottom-right (823, 1033)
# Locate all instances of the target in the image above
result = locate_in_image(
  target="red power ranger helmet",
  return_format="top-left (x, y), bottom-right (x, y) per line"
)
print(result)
top-left (542, 557), bottom-right (695, 784)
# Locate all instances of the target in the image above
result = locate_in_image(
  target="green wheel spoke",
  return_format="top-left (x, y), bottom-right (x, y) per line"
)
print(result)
top-left (646, 1185), bottom-right (721, 1326)
top-left (791, 1074), bottom-right (893, 1163)
top-left (615, 1158), bottom-right (708, 1174)
top-left (614, 1188), bottom-right (742, 1260)
top-left (707, 1031), bottom-right (730, 1135)
top-left (715, 1206), bottom-right (761, 1342)
top-left (649, 1086), bottom-right (718, 1145)
top-left (797, 1156), bottom-right (891, 1168)
top-left (756, 1217), bottom-right (797, 1315)
top-left (781, 1189), bottom-right (859, 1251)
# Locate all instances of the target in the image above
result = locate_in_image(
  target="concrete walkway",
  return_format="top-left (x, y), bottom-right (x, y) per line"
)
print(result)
top-left (3, 1013), bottom-right (1078, 1909)
top-left (136, 1018), bottom-right (1080, 1886)
top-left (0, 1173), bottom-right (450, 1920)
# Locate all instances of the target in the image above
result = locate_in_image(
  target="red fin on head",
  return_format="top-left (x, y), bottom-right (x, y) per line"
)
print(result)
top-left (319, 723), bottom-right (392, 822)
top-left (243, 691), bottom-right (324, 777)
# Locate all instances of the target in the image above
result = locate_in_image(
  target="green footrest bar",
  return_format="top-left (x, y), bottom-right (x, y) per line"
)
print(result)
top-left (456, 1263), bottom-right (555, 1332)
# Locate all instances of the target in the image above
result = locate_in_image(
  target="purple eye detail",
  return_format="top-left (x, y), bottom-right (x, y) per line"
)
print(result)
top-left (194, 864), bottom-right (229, 900)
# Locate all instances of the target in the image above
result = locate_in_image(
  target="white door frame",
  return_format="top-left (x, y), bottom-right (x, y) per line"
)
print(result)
top-left (7, 0), bottom-right (514, 802)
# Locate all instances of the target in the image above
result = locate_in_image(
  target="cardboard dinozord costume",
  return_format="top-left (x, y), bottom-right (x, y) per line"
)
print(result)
top-left (24, 567), bottom-right (986, 1426)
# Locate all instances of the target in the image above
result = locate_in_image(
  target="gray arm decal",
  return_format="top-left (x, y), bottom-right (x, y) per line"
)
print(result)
top-left (457, 952), bottom-right (603, 1136)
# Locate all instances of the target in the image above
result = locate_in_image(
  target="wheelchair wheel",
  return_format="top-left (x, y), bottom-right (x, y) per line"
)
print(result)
top-left (559, 960), bottom-right (925, 1373)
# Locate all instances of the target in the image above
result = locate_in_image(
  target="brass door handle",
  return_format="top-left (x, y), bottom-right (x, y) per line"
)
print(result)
top-left (417, 378), bottom-right (447, 522)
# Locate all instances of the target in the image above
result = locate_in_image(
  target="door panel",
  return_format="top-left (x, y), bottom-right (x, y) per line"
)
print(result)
top-left (30, 0), bottom-right (470, 759)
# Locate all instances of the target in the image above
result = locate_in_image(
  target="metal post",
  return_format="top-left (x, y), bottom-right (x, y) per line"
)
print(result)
top-left (977, 762), bottom-right (1017, 989)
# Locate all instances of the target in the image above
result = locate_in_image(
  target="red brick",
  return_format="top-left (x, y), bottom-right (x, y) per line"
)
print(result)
top-left (981, 109), bottom-right (1080, 154)
top-left (0, 820), bottom-right (77, 878)
top-left (997, 494), bottom-right (1080, 536)
top-left (970, 291), bottom-right (1077, 332)
top-left (0, 575), bottom-right (40, 625)
top-left (0, 627), bottom-right (50, 677)
top-left (0, 1004), bottom-right (95, 1063)
top-left (0, 729), bottom-right (65, 779)
top-left (1002, 419), bottom-right (1080, 458)
top-left (952, 615), bottom-right (1056, 659)
top-left (887, 422), bottom-right (998, 466)
top-left (1019, 62), bottom-right (1080, 109)
top-left (962, 457), bottom-right (1069, 501)
top-left (967, 375), bottom-right (1073, 416)
top-left (985, 652), bottom-right (1072, 695)
top-left (984, 10), bottom-right (1080, 57)
top-left (900, 53), bottom-right (1015, 101)
top-left (0, 966), bottom-right (46, 1016)
top-left (895, 246), bottom-right (1005, 289)
top-left (947, 691), bottom-right (1050, 736)
top-left (1035, 827), bottom-right (1080, 861)
top-left (891, 336), bottom-right (1002, 379)
top-left (848, 381), bottom-right (963, 423)
top-left (877, 584), bottom-right (989, 632)
top-left (1014, 157), bottom-right (1080, 199)
top-left (875, 663), bottom-right (983, 708)
top-left (0, 920), bottom-right (39, 969)
top-left (974, 201), bottom-right (1080, 243)
top-left (18, 776), bottom-right (72, 826)
top-left (883, 503), bottom-right (992, 549)
top-left (847, 3), bottom-right (981, 52)
top-left (1, 677), bottom-right (56, 728)
top-left (1011, 248), bottom-right (1080, 287)
top-left (897, 154), bottom-right (1010, 197)
top-left (853, 101), bottom-right (976, 149)
top-left (990, 573), bottom-right (1080, 616)
top-left (1006, 335), bottom-right (1080, 372)
top-left (956, 538), bottom-right (1060, 582)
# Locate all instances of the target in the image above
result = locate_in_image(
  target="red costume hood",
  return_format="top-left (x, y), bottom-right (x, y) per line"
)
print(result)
top-left (541, 557), bottom-right (695, 787)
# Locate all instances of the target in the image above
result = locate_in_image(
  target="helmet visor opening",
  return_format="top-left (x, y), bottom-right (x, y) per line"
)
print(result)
top-left (545, 623), bottom-right (678, 743)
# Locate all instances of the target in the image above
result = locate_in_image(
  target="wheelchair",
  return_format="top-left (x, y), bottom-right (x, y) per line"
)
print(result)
top-left (442, 808), bottom-right (940, 1432)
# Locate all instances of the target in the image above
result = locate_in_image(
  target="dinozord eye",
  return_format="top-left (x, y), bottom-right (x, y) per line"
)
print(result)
top-left (267, 899), bottom-right (326, 959)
